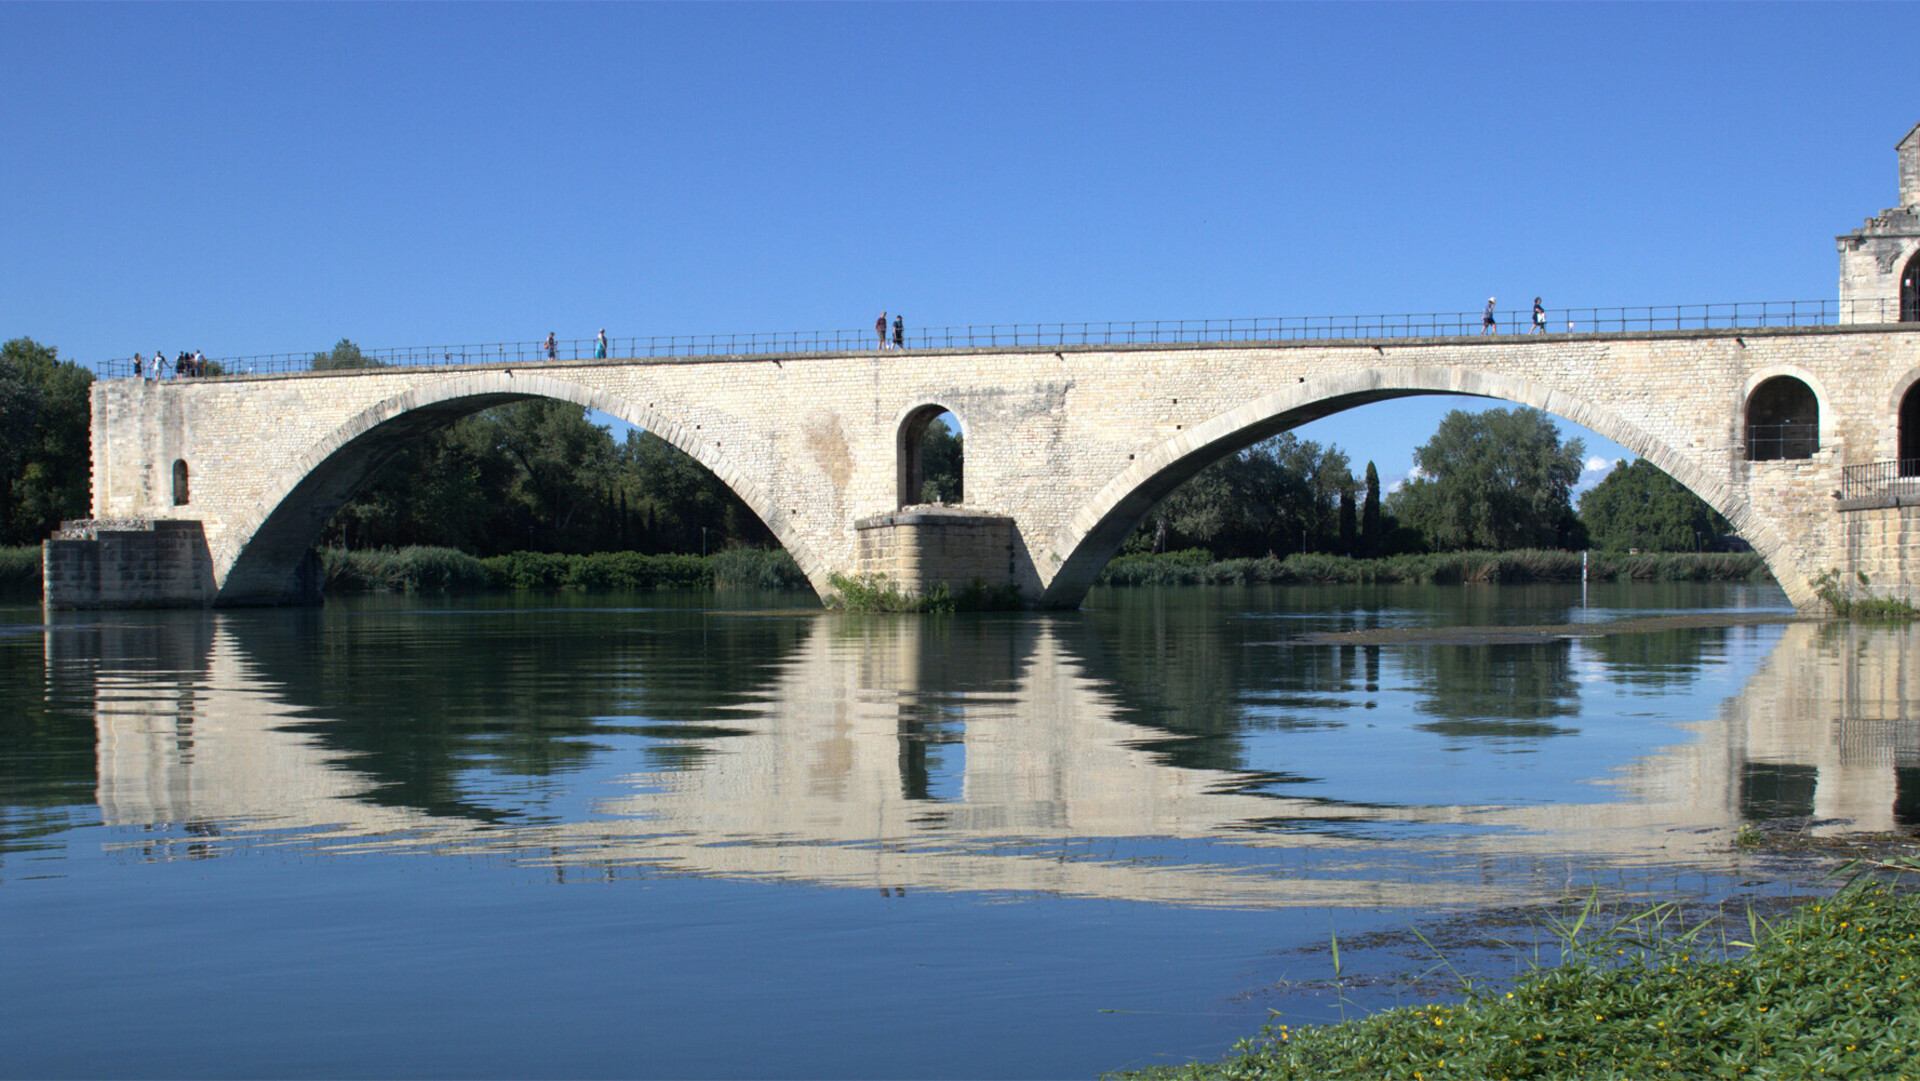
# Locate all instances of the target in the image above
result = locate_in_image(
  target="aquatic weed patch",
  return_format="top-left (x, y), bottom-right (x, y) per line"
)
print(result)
top-left (1117, 882), bottom-right (1920, 1080)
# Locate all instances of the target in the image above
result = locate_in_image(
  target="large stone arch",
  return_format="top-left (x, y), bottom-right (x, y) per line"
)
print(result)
top-left (1038, 365), bottom-right (1811, 609)
top-left (216, 371), bottom-right (830, 604)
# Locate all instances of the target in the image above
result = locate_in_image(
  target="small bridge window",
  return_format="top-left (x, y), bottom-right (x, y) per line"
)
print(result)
top-left (1895, 381), bottom-right (1920, 479)
top-left (172, 459), bottom-right (190, 505)
top-left (1745, 377), bottom-right (1818, 461)
top-left (1904, 249), bottom-right (1920, 323)
top-left (898, 406), bottom-right (963, 508)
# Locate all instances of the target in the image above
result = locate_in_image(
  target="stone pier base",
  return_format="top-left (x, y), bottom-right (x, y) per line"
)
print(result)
top-left (854, 507), bottom-right (1017, 600)
top-left (1837, 500), bottom-right (1920, 606)
top-left (43, 519), bottom-right (219, 609)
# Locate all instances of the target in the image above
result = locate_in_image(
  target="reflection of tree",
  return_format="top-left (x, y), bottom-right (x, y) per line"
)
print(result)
top-left (1407, 641), bottom-right (1580, 738)
top-left (1587, 627), bottom-right (1725, 689)
top-left (224, 603), bottom-right (812, 822)
top-left (1056, 592), bottom-right (1391, 774)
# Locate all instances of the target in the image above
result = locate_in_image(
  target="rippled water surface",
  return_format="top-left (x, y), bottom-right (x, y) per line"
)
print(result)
top-left (5, 582), bottom-right (1917, 1078)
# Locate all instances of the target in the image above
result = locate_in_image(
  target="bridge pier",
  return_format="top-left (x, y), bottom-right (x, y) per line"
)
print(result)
top-left (42, 519), bottom-right (220, 609)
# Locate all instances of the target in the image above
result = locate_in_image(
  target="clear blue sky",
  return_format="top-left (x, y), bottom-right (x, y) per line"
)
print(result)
top-left (6, 2), bottom-right (1914, 493)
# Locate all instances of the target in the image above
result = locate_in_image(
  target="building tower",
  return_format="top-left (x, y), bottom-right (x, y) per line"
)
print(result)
top-left (1838, 122), bottom-right (1920, 323)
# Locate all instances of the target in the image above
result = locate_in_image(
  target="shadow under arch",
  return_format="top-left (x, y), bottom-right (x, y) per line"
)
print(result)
top-left (1039, 365), bottom-right (1808, 609)
top-left (215, 371), bottom-right (829, 605)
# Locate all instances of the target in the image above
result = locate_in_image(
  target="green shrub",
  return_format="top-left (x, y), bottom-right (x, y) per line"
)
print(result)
top-left (1094, 549), bottom-right (1771, 588)
top-left (320, 546), bottom-right (489, 592)
top-left (710, 546), bottom-right (808, 590)
top-left (0, 545), bottom-right (41, 600)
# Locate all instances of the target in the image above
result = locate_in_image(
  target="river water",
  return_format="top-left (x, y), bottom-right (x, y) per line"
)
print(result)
top-left (4, 582), bottom-right (1917, 1078)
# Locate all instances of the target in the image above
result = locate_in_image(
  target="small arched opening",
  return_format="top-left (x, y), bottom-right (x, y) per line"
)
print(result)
top-left (1745, 377), bottom-right (1819, 461)
top-left (171, 459), bottom-right (190, 506)
top-left (1900, 382), bottom-right (1920, 475)
top-left (897, 406), bottom-right (963, 508)
top-left (1903, 249), bottom-right (1920, 323)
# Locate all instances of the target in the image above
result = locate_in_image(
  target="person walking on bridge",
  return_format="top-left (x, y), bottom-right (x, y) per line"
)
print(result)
top-left (595, 329), bottom-right (608, 359)
top-left (893, 314), bottom-right (904, 350)
top-left (544, 332), bottom-right (557, 361)
top-left (1532, 297), bottom-right (1546, 333)
top-left (1482, 298), bottom-right (1498, 335)
top-left (876, 312), bottom-right (889, 350)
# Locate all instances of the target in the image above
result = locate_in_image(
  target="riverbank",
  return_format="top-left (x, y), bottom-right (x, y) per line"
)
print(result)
top-left (0, 544), bottom-right (1791, 603)
top-left (1097, 548), bottom-right (1770, 587)
top-left (1114, 865), bottom-right (1920, 1080)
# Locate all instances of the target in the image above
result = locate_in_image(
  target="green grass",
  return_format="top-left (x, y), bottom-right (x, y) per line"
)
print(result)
top-left (1114, 879), bottom-right (1920, 1081)
top-left (1097, 549), bottom-right (1772, 588)
top-left (0, 545), bottom-right (40, 600)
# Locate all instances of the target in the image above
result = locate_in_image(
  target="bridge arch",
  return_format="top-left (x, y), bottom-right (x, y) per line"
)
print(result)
top-left (1038, 365), bottom-right (1810, 609)
top-left (216, 370), bottom-right (831, 604)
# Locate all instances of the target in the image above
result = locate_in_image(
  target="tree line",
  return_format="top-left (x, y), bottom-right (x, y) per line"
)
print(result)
top-left (1126, 405), bottom-right (1735, 559)
top-left (1, 335), bottom-right (1734, 558)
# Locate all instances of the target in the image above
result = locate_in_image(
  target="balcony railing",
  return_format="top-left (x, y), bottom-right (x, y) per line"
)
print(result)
top-left (1840, 459), bottom-right (1920, 501)
top-left (100, 297), bottom-right (1913, 380)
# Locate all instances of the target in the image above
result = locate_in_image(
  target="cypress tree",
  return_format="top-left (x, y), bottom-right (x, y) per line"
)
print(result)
top-left (1361, 461), bottom-right (1382, 557)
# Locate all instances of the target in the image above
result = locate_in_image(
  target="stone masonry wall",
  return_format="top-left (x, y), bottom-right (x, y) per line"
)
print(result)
top-left (82, 323), bottom-right (1920, 611)
top-left (855, 510), bottom-right (1015, 597)
top-left (43, 519), bottom-right (215, 609)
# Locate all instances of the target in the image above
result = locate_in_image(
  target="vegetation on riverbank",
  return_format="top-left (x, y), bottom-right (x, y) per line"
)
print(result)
top-left (0, 545), bottom-right (39, 599)
top-left (824, 572), bottom-right (1023, 613)
top-left (319, 545), bottom-right (807, 594)
top-left (1115, 876), bottom-right (1920, 1081)
top-left (1812, 569), bottom-right (1920, 620)
top-left (1097, 548), bottom-right (1772, 588)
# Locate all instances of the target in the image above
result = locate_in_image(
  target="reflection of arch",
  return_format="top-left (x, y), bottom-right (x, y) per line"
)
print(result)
top-left (896, 403), bottom-right (961, 508)
top-left (1040, 365), bottom-right (1807, 609)
top-left (1744, 376), bottom-right (1819, 461)
top-left (171, 460), bottom-right (189, 506)
top-left (1904, 249), bottom-right (1920, 324)
top-left (217, 372), bottom-right (827, 604)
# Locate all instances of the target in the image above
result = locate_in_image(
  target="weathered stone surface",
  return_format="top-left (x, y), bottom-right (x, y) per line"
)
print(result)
top-left (63, 322), bottom-right (1920, 612)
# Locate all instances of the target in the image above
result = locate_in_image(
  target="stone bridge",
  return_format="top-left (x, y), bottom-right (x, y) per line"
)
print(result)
top-left (46, 321), bottom-right (1920, 611)
top-left (45, 122), bottom-right (1920, 612)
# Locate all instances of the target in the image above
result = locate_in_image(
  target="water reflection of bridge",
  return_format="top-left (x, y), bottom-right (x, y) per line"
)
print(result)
top-left (57, 612), bottom-right (1920, 908)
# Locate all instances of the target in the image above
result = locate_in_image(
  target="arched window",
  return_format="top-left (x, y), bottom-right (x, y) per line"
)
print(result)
top-left (897, 406), bottom-right (963, 508)
top-left (1903, 249), bottom-right (1920, 323)
top-left (171, 459), bottom-right (190, 505)
top-left (1902, 383), bottom-right (1920, 475)
top-left (1745, 377), bottom-right (1819, 461)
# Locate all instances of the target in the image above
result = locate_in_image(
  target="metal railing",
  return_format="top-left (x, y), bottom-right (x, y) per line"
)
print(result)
top-left (1745, 422), bottom-right (1821, 462)
top-left (97, 297), bottom-right (1913, 380)
top-left (1840, 459), bottom-right (1920, 500)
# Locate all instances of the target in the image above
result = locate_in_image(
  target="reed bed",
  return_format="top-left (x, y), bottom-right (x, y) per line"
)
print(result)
top-left (318, 546), bottom-right (806, 594)
top-left (1097, 549), bottom-right (1771, 588)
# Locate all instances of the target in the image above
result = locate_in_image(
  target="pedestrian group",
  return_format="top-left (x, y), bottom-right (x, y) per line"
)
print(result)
top-left (131, 349), bottom-right (209, 379)
top-left (876, 312), bottom-right (905, 349)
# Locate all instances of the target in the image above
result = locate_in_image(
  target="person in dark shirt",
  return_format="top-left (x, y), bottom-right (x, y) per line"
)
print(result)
top-left (893, 315), bottom-right (904, 350)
